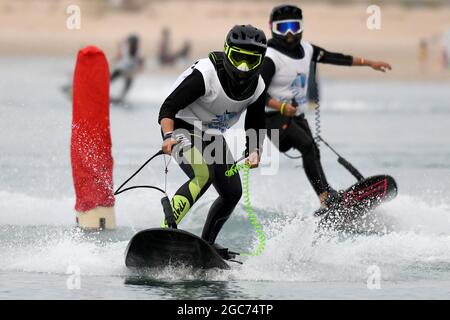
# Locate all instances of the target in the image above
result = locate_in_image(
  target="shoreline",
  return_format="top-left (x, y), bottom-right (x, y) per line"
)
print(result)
top-left (2, 54), bottom-right (449, 82)
top-left (1, 0), bottom-right (449, 81)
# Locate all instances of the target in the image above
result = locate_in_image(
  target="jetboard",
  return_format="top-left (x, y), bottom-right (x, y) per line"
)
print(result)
top-left (315, 175), bottom-right (398, 231)
top-left (125, 228), bottom-right (230, 270)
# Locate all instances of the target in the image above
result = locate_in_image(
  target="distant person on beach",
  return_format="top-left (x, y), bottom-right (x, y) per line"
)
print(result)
top-left (261, 5), bottom-right (392, 209)
top-left (418, 39), bottom-right (429, 73)
top-left (442, 29), bottom-right (450, 71)
top-left (110, 34), bottom-right (145, 102)
top-left (158, 27), bottom-right (191, 66)
top-left (442, 45), bottom-right (450, 71)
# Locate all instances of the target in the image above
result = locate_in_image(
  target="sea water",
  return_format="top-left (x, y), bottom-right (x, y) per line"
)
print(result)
top-left (0, 57), bottom-right (449, 299)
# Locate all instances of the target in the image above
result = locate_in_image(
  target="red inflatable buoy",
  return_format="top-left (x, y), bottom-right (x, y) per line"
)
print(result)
top-left (71, 46), bottom-right (115, 216)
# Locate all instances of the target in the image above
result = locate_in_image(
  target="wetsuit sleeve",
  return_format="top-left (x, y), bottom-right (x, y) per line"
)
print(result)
top-left (312, 44), bottom-right (353, 66)
top-left (244, 89), bottom-right (267, 155)
top-left (260, 57), bottom-right (275, 104)
top-left (260, 57), bottom-right (276, 88)
top-left (158, 69), bottom-right (206, 123)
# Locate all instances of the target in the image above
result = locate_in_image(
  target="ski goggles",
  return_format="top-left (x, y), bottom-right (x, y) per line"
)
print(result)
top-left (224, 43), bottom-right (263, 72)
top-left (272, 19), bottom-right (304, 36)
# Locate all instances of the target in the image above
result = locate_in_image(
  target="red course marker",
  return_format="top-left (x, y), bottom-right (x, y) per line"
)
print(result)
top-left (71, 46), bottom-right (115, 228)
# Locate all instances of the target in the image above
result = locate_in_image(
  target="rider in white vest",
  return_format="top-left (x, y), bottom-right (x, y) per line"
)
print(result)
top-left (261, 5), bottom-right (392, 208)
top-left (158, 25), bottom-right (267, 260)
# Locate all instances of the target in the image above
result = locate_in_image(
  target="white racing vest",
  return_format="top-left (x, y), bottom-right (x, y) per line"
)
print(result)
top-left (172, 58), bottom-right (265, 134)
top-left (265, 41), bottom-right (313, 115)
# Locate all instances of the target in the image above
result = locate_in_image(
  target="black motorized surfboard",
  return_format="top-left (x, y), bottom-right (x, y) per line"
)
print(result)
top-left (125, 228), bottom-right (230, 270)
top-left (316, 175), bottom-right (398, 230)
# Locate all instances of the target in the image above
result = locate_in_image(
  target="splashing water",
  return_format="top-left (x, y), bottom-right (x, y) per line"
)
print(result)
top-left (0, 57), bottom-right (449, 299)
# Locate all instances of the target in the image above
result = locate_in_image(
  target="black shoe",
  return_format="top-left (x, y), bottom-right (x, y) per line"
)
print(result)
top-left (212, 243), bottom-right (238, 260)
top-left (326, 189), bottom-right (341, 207)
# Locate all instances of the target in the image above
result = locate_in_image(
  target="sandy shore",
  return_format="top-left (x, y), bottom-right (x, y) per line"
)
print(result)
top-left (1, 0), bottom-right (449, 80)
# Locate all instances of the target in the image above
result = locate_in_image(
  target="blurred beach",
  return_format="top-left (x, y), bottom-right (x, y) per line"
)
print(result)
top-left (0, 0), bottom-right (449, 80)
top-left (1, 0), bottom-right (450, 300)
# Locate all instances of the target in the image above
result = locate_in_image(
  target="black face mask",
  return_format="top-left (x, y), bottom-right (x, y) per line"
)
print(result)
top-left (224, 71), bottom-right (258, 100)
top-left (271, 32), bottom-right (302, 51)
top-left (209, 52), bottom-right (258, 101)
top-left (129, 43), bottom-right (138, 56)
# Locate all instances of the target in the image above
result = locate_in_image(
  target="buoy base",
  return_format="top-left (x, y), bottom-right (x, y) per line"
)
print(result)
top-left (76, 206), bottom-right (116, 230)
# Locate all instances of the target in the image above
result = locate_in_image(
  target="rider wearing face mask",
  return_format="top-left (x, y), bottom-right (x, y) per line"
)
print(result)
top-left (158, 25), bottom-right (267, 259)
top-left (260, 5), bottom-right (392, 208)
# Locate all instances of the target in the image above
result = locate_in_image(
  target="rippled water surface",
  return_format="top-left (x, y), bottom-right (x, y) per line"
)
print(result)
top-left (0, 57), bottom-right (449, 299)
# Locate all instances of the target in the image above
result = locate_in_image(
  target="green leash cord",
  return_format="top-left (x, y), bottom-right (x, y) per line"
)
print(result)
top-left (225, 163), bottom-right (266, 257)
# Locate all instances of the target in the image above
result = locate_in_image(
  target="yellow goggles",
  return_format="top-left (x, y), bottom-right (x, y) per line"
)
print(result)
top-left (224, 43), bottom-right (263, 71)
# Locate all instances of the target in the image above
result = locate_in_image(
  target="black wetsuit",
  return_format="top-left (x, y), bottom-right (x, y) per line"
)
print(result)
top-left (260, 40), bottom-right (353, 196)
top-left (158, 52), bottom-right (266, 244)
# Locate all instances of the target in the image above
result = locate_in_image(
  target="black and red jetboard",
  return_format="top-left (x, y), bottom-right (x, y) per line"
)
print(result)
top-left (315, 175), bottom-right (398, 230)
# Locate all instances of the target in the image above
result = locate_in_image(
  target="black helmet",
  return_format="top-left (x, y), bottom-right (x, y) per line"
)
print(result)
top-left (270, 5), bottom-right (303, 50)
top-left (270, 4), bottom-right (303, 22)
top-left (223, 25), bottom-right (267, 85)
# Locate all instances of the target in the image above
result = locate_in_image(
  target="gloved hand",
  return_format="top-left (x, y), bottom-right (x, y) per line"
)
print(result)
top-left (245, 149), bottom-right (260, 169)
top-left (162, 138), bottom-right (178, 155)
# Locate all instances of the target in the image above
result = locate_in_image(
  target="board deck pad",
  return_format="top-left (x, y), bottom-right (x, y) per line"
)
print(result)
top-left (125, 228), bottom-right (230, 270)
top-left (317, 175), bottom-right (398, 231)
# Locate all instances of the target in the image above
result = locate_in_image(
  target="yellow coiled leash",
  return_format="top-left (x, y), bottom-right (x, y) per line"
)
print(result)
top-left (225, 163), bottom-right (266, 257)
